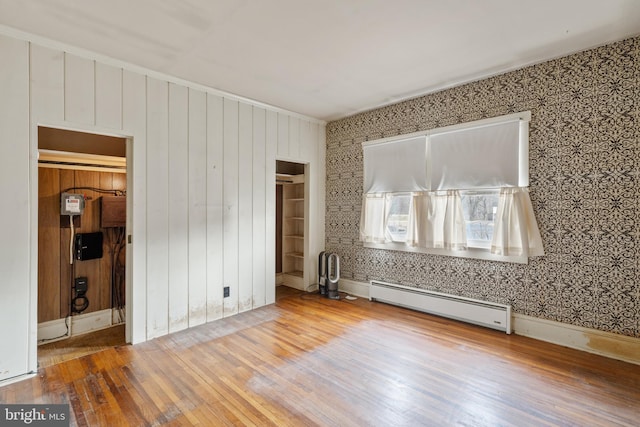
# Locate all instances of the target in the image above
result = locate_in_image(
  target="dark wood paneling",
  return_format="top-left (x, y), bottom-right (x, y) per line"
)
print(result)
top-left (72, 170), bottom-right (102, 314)
top-left (38, 167), bottom-right (126, 323)
top-left (99, 173), bottom-right (114, 311)
top-left (6, 292), bottom-right (640, 426)
top-left (58, 170), bottom-right (74, 320)
top-left (38, 168), bottom-right (61, 322)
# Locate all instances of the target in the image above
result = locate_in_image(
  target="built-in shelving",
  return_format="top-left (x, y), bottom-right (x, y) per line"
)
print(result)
top-left (279, 173), bottom-right (305, 289)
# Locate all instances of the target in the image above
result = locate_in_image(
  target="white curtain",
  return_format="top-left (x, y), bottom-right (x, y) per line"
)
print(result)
top-left (491, 187), bottom-right (544, 257)
top-left (428, 120), bottom-right (526, 190)
top-left (363, 136), bottom-right (429, 193)
top-left (407, 190), bottom-right (467, 250)
top-left (359, 193), bottom-right (391, 243)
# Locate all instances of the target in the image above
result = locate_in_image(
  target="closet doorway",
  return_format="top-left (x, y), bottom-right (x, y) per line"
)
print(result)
top-left (276, 160), bottom-right (308, 293)
top-left (37, 126), bottom-right (128, 367)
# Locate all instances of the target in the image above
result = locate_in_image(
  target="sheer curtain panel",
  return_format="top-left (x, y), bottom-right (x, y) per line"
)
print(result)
top-left (491, 187), bottom-right (544, 257)
top-left (407, 191), bottom-right (467, 250)
top-left (360, 194), bottom-right (390, 243)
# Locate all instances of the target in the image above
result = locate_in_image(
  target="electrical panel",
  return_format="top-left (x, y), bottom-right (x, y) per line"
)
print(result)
top-left (75, 232), bottom-right (103, 261)
top-left (101, 196), bottom-right (126, 228)
top-left (61, 192), bottom-right (85, 216)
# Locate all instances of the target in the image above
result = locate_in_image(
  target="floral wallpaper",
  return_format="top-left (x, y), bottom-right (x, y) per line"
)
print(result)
top-left (325, 37), bottom-right (639, 337)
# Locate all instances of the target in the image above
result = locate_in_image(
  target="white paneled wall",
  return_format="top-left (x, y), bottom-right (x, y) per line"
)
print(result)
top-left (0, 31), bottom-right (325, 382)
top-left (0, 36), bottom-right (30, 383)
top-left (187, 89), bottom-right (208, 327)
top-left (168, 83), bottom-right (190, 333)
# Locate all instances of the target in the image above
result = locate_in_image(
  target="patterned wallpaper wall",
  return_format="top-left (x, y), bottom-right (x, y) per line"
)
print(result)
top-left (325, 37), bottom-right (639, 337)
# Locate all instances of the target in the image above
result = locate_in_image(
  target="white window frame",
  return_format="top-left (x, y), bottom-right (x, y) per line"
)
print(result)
top-left (361, 111), bottom-right (531, 264)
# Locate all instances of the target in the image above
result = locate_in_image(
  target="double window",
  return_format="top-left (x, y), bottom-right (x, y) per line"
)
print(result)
top-left (360, 112), bottom-right (543, 263)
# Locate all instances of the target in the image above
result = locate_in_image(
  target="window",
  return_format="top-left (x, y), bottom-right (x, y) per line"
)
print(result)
top-left (386, 194), bottom-right (411, 242)
top-left (460, 190), bottom-right (500, 249)
top-left (359, 111), bottom-right (543, 263)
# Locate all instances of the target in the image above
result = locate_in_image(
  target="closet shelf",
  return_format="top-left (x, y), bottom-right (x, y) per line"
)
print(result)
top-left (285, 270), bottom-right (303, 278)
top-left (285, 252), bottom-right (304, 259)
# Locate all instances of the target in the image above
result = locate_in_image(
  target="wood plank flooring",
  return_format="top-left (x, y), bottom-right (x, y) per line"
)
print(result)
top-left (38, 324), bottom-right (126, 369)
top-left (2, 291), bottom-right (639, 426)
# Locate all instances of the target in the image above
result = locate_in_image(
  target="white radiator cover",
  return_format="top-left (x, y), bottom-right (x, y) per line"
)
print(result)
top-left (370, 280), bottom-right (512, 334)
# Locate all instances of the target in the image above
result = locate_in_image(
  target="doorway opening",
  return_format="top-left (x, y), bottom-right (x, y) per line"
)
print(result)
top-left (37, 126), bottom-right (128, 367)
top-left (276, 160), bottom-right (308, 296)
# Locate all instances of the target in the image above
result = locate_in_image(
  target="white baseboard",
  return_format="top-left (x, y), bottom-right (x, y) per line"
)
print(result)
top-left (37, 317), bottom-right (71, 343)
top-left (339, 279), bottom-right (370, 298)
top-left (0, 372), bottom-right (37, 388)
top-left (340, 280), bottom-right (640, 365)
top-left (513, 314), bottom-right (640, 365)
top-left (38, 308), bottom-right (124, 344)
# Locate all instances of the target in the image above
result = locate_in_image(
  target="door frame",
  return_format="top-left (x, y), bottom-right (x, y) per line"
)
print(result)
top-left (29, 121), bottom-right (134, 372)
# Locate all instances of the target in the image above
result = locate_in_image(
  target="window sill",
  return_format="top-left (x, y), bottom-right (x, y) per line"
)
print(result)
top-left (362, 241), bottom-right (528, 264)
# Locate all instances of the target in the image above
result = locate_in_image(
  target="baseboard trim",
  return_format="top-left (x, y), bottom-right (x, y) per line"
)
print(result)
top-left (339, 279), bottom-right (370, 298)
top-left (339, 280), bottom-right (640, 365)
top-left (513, 314), bottom-right (640, 365)
top-left (38, 308), bottom-right (124, 344)
top-left (0, 372), bottom-right (37, 388)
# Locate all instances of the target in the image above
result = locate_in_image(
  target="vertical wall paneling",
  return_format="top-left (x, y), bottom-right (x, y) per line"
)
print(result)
top-left (58, 170), bottom-right (74, 323)
top-left (288, 116), bottom-right (300, 159)
top-left (30, 44), bottom-right (64, 123)
top-left (37, 168), bottom-right (60, 322)
top-left (277, 113), bottom-right (289, 157)
top-left (0, 36), bottom-right (30, 381)
top-left (238, 102), bottom-right (253, 312)
top-left (145, 77), bottom-right (170, 338)
top-left (1, 33), bottom-right (326, 379)
top-left (252, 107), bottom-right (267, 308)
top-left (29, 44), bottom-right (64, 372)
top-left (122, 70), bottom-right (147, 343)
top-left (265, 110), bottom-right (278, 305)
top-left (95, 63), bottom-right (123, 130)
top-left (206, 94), bottom-right (224, 321)
top-left (64, 53), bottom-right (95, 125)
top-left (99, 173), bottom-right (114, 311)
top-left (187, 89), bottom-right (208, 327)
top-left (311, 123), bottom-right (325, 284)
top-left (73, 171), bottom-right (102, 313)
top-left (168, 83), bottom-right (189, 333)
top-left (299, 119), bottom-right (311, 162)
top-left (223, 98), bottom-right (239, 316)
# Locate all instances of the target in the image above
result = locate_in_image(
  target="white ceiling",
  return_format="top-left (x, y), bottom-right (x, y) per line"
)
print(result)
top-left (1, 0), bottom-right (640, 121)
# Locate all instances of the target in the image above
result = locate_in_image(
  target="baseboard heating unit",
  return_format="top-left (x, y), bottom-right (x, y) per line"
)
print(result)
top-left (370, 280), bottom-right (512, 334)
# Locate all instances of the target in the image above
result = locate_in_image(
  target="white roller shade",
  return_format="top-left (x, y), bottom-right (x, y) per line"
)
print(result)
top-left (428, 120), bottom-right (526, 190)
top-left (363, 136), bottom-right (429, 193)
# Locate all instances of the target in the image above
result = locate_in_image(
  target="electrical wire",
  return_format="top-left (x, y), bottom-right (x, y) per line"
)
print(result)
top-left (69, 215), bottom-right (75, 265)
top-left (62, 186), bottom-right (125, 196)
top-left (106, 226), bottom-right (126, 323)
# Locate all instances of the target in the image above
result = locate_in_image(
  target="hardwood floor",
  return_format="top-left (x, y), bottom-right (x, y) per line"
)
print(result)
top-left (38, 324), bottom-right (126, 369)
top-left (2, 291), bottom-right (639, 426)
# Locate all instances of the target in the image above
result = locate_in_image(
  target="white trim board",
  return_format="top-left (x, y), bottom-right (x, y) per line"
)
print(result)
top-left (339, 280), bottom-right (640, 365)
top-left (38, 309), bottom-right (123, 344)
top-left (339, 279), bottom-right (371, 299)
top-left (512, 314), bottom-right (640, 366)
